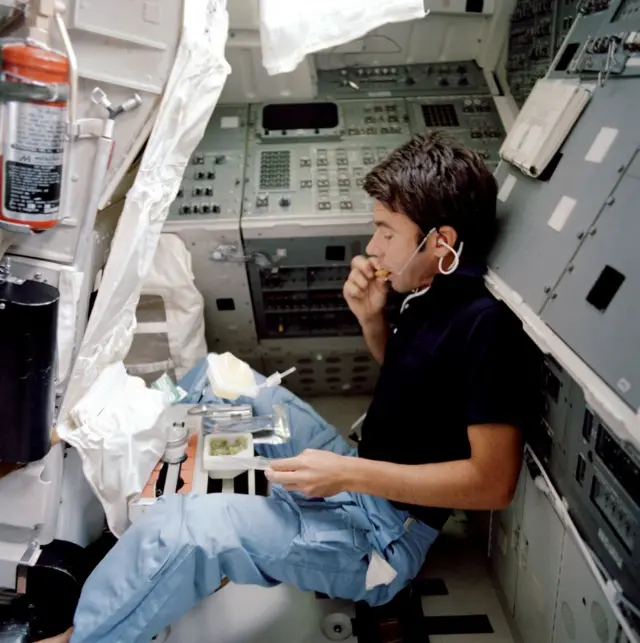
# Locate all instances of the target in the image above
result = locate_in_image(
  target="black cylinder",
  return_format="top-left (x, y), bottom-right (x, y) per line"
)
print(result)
top-left (0, 277), bottom-right (59, 463)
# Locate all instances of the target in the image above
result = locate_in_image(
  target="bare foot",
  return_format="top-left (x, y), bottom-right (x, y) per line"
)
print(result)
top-left (35, 628), bottom-right (73, 643)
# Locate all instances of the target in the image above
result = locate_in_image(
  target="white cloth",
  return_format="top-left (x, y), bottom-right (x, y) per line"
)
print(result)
top-left (366, 550), bottom-right (399, 590)
top-left (258, 0), bottom-right (426, 75)
top-left (56, 0), bottom-right (231, 537)
top-left (65, 363), bottom-right (169, 536)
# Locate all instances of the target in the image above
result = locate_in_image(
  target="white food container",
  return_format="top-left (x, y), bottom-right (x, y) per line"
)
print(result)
top-left (203, 431), bottom-right (254, 478)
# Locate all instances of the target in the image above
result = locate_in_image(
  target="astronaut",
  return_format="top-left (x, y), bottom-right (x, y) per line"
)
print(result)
top-left (67, 130), bottom-right (537, 643)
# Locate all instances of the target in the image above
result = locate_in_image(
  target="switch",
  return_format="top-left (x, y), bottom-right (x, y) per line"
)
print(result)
top-left (256, 195), bottom-right (269, 207)
top-left (205, 187), bottom-right (213, 196)
top-left (214, 154), bottom-right (226, 164)
top-left (180, 205), bottom-right (191, 214)
top-left (195, 171), bottom-right (205, 180)
top-left (340, 200), bottom-right (353, 210)
top-left (300, 180), bottom-right (312, 188)
top-left (212, 204), bottom-right (221, 214)
top-left (202, 204), bottom-right (211, 213)
top-left (193, 187), bottom-right (202, 197)
top-left (192, 154), bottom-right (205, 165)
top-left (192, 205), bottom-right (200, 214)
top-left (279, 196), bottom-right (291, 208)
top-left (207, 171), bottom-right (216, 180)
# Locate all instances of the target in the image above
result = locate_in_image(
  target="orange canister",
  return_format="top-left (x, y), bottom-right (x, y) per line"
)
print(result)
top-left (0, 43), bottom-right (69, 229)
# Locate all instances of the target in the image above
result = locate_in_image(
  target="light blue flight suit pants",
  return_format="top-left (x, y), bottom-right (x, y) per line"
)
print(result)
top-left (70, 358), bottom-right (439, 643)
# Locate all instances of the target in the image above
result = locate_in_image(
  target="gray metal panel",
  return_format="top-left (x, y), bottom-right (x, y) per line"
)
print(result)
top-left (316, 61), bottom-right (489, 99)
top-left (167, 105), bottom-right (249, 223)
top-left (162, 220), bottom-right (261, 372)
top-left (552, 532), bottom-right (619, 643)
top-left (536, 358), bottom-right (586, 491)
top-left (263, 344), bottom-right (379, 398)
top-left (491, 467), bottom-right (528, 616)
top-left (542, 148), bottom-right (640, 410)
top-left (556, 398), bottom-right (640, 606)
top-left (514, 462), bottom-right (565, 643)
top-left (489, 80), bottom-right (640, 314)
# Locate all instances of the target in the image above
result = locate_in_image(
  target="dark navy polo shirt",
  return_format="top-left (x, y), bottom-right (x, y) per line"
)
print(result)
top-left (358, 263), bottom-right (537, 531)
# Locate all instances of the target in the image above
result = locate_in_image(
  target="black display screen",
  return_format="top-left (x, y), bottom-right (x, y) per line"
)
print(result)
top-left (262, 103), bottom-right (339, 131)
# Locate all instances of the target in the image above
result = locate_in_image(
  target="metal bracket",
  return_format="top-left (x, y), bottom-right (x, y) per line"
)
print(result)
top-left (210, 243), bottom-right (280, 271)
top-left (73, 117), bottom-right (105, 139)
top-left (0, 219), bottom-right (39, 235)
top-left (0, 259), bottom-right (25, 285)
top-left (0, 541), bottom-right (40, 593)
top-left (69, 89), bottom-right (143, 139)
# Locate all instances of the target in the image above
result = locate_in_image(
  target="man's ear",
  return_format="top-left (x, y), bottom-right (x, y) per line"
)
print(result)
top-left (434, 226), bottom-right (458, 256)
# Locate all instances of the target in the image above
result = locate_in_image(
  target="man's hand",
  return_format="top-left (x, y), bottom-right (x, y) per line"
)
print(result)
top-left (343, 255), bottom-right (389, 326)
top-left (265, 449), bottom-right (352, 498)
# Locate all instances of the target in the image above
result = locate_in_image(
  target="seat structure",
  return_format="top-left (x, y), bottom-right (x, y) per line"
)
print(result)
top-left (347, 572), bottom-right (495, 642)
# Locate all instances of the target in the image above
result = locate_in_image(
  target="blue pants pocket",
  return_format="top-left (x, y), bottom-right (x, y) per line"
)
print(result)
top-left (288, 503), bottom-right (370, 573)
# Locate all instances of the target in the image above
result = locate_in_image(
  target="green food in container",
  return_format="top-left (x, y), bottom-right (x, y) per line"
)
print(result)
top-left (209, 436), bottom-right (249, 456)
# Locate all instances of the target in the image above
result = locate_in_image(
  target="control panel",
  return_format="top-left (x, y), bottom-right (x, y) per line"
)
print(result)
top-left (530, 357), bottom-right (581, 488)
top-left (526, 355), bottom-right (640, 607)
top-left (555, 0), bottom-right (581, 52)
top-left (507, 0), bottom-right (564, 106)
top-left (166, 105), bottom-right (250, 223)
top-left (317, 61), bottom-right (490, 98)
top-left (406, 95), bottom-right (506, 171)
top-left (553, 1), bottom-right (640, 80)
top-left (564, 405), bottom-right (640, 606)
top-left (242, 99), bottom-right (411, 221)
top-left (242, 88), bottom-right (504, 222)
top-left (243, 236), bottom-right (371, 340)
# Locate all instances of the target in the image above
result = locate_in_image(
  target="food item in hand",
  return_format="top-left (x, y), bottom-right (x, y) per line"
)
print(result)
top-left (209, 436), bottom-right (249, 456)
top-left (375, 269), bottom-right (390, 278)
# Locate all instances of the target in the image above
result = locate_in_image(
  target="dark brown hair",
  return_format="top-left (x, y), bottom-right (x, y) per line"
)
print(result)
top-left (363, 130), bottom-right (498, 260)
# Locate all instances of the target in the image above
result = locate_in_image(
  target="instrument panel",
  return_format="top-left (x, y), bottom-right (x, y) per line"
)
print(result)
top-left (317, 61), bottom-right (490, 98)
